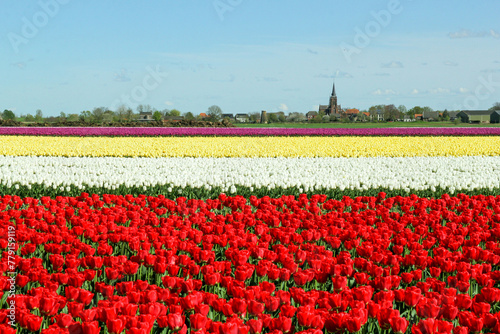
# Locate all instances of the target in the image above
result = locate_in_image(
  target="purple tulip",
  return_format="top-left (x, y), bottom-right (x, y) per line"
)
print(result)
top-left (0, 126), bottom-right (500, 136)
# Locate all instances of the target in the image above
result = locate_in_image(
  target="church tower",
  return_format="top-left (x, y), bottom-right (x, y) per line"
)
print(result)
top-left (329, 82), bottom-right (338, 115)
top-left (319, 79), bottom-right (341, 116)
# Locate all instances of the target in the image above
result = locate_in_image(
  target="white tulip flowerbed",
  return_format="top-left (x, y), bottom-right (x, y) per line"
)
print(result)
top-left (1, 156), bottom-right (499, 197)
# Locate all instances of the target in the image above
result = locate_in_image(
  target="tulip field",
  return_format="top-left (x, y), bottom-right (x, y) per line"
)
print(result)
top-left (2, 127), bottom-right (500, 334)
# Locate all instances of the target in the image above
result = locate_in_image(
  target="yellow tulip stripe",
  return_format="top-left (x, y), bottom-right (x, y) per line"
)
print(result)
top-left (1, 136), bottom-right (500, 157)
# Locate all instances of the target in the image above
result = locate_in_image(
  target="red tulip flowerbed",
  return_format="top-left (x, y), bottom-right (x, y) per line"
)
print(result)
top-left (2, 192), bottom-right (500, 334)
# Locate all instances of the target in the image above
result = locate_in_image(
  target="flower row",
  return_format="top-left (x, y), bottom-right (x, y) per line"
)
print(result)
top-left (2, 193), bottom-right (500, 334)
top-left (1, 136), bottom-right (500, 157)
top-left (1, 156), bottom-right (499, 196)
top-left (2, 126), bottom-right (500, 137)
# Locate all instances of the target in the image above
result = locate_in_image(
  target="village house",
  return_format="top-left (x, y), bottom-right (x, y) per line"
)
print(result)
top-left (306, 111), bottom-right (318, 120)
top-left (344, 108), bottom-right (360, 120)
top-left (422, 111), bottom-right (440, 121)
top-left (448, 112), bottom-right (459, 121)
top-left (138, 111), bottom-right (154, 121)
top-left (235, 113), bottom-right (250, 122)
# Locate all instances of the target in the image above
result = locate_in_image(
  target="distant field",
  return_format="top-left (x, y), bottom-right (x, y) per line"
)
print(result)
top-left (235, 122), bottom-right (500, 128)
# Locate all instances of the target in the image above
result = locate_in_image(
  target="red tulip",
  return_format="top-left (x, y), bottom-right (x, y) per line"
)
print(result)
top-left (265, 296), bottom-right (280, 312)
top-left (456, 294), bottom-right (472, 310)
top-left (389, 316), bottom-right (408, 334)
top-left (280, 304), bottom-right (297, 318)
top-left (471, 301), bottom-right (490, 316)
top-left (167, 313), bottom-right (184, 331)
top-left (346, 316), bottom-right (362, 333)
top-left (40, 296), bottom-right (57, 315)
top-left (416, 318), bottom-right (437, 334)
top-left (248, 300), bottom-right (265, 316)
top-left (247, 319), bottom-right (263, 334)
top-left (404, 287), bottom-right (422, 307)
top-left (221, 321), bottom-right (239, 334)
top-left (82, 321), bottom-right (101, 334)
top-left (416, 301), bottom-right (440, 319)
top-left (232, 298), bottom-right (247, 315)
top-left (332, 276), bottom-right (347, 291)
top-left (276, 316), bottom-right (292, 333)
top-left (481, 287), bottom-right (500, 303)
top-left (441, 304), bottom-right (459, 320)
top-left (297, 310), bottom-right (314, 327)
top-left (55, 313), bottom-right (73, 328)
top-left (107, 318), bottom-right (125, 334)
top-left (190, 313), bottom-right (207, 331)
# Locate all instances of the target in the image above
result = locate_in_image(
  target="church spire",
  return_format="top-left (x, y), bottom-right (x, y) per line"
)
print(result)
top-left (331, 81), bottom-right (336, 97)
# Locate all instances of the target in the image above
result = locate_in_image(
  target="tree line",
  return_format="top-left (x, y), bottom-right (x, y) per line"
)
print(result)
top-left (3, 102), bottom-right (499, 125)
top-left (1, 104), bottom-right (225, 124)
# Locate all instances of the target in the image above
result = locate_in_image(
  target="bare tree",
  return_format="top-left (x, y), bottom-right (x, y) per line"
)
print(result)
top-left (397, 105), bottom-right (407, 115)
top-left (249, 112), bottom-right (260, 123)
top-left (207, 105), bottom-right (222, 121)
top-left (35, 109), bottom-right (43, 122)
top-left (490, 102), bottom-right (500, 111)
top-left (92, 107), bottom-right (106, 123)
top-left (384, 104), bottom-right (399, 121)
top-left (116, 104), bottom-right (128, 121)
top-left (137, 104), bottom-right (153, 114)
top-left (125, 107), bottom-right (136, 121)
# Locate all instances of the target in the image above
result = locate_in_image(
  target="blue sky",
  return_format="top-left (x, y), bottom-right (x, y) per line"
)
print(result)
top-left (1, 0), bottom-right (500, 117)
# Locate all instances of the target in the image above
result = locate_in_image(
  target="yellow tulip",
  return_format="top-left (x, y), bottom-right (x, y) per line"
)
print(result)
top-left (0, 136), bottom-right (499, 157)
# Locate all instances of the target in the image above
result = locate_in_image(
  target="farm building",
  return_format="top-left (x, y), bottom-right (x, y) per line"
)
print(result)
top-left (491, 110), bottom-right (500, 124)
top-left (457, 110), bottom-right (493, 123)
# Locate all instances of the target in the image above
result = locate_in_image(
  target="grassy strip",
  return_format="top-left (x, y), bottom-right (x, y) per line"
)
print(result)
top-left (2, 183), bottom-right (499, 199)
top-left (235, 122), bottom-right (500, 128)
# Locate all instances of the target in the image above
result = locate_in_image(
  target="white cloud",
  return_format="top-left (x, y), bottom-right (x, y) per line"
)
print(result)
top-left (279, 103), bottom-right (289, 111)
top-left (443, 61), bottom-right (458, 66)
top-left (316, 71), bottom-right (353, 79)
top-left (372, 89), bottom-right (398, 96)
top-left (448, 29), bottom-right (500, 39)
top-left (481, 69), bottom-right (500, 74)
top-left (430, 88), bottom-right (450, 94)
top-left (165, 101), bottom-right (174, 106)
top-left (211, 74), bottom-right (235, 83)
top-left (114, 69), bottom-right (131, 82)
top-left (412, 87), bottom-right (468, 96)
top-left (257, 77), bottom-right (279, 82)
top-left (11, 62), bottom-right (27, 69)
top-left (381, 61), bottom-right (404, 69)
